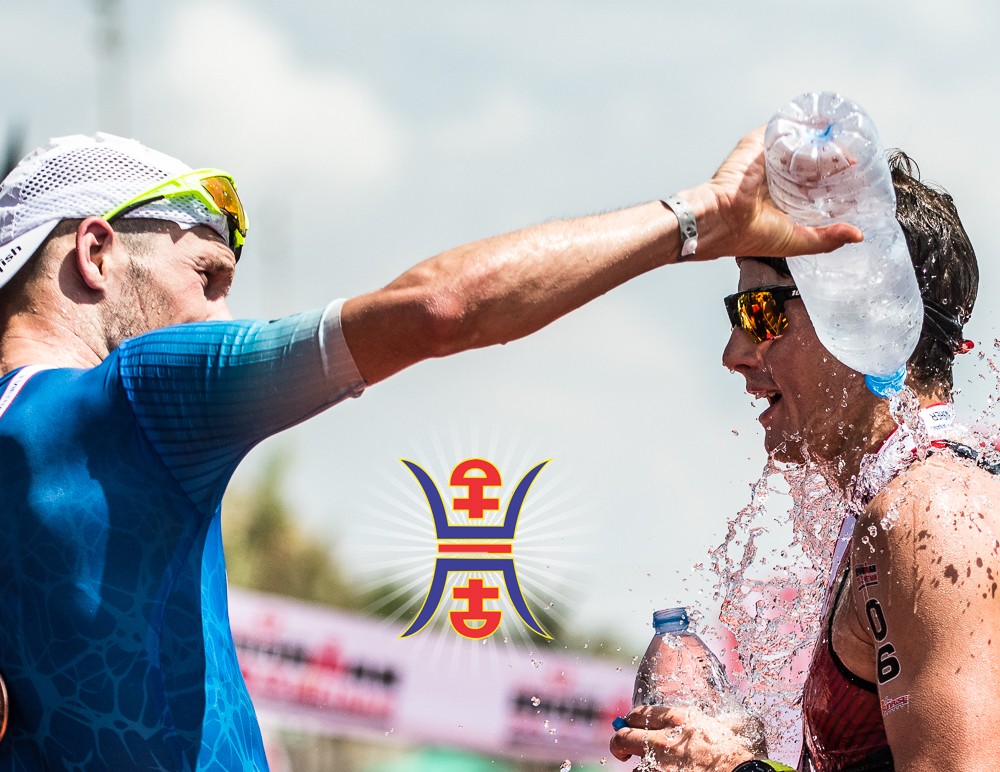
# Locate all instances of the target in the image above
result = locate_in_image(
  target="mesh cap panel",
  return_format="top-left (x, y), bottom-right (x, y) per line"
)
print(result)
top-left (0, 132), bottom-right (228, 249)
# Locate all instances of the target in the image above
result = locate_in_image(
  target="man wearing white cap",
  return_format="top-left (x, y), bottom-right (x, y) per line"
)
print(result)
top-left (0, 131), bottom-right (857, 769)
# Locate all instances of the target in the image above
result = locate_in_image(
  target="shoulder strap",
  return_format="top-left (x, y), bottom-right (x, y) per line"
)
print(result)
top-left (0, 365), bottom-right (51, 420)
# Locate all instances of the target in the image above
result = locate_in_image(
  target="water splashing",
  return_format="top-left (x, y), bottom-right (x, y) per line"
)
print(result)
top-left (709, 460), bottom-right (847, 757)
top-left (888, 385), bottom-right (929, 460)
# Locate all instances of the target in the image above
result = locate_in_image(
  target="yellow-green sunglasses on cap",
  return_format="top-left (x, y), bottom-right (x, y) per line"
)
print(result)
top-left (103, 168), bottom-right (248, 260)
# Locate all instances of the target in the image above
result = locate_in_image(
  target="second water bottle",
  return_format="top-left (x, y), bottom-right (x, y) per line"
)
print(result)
top-left (632, 607), bottom-right (732, 713)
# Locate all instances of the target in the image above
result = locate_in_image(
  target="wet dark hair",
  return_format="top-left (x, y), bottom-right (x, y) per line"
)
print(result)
top-left (752, 150), bottom-right (978, 395)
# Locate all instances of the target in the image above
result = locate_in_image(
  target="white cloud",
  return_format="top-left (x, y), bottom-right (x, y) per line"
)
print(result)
top-left (145, 1), bottom-right (402, 189)
top-left (432, 90), bottom-right (539, 156)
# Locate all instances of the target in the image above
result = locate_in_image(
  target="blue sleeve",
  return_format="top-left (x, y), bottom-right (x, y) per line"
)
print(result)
top-left (117, 303), bottom-right (365, 512)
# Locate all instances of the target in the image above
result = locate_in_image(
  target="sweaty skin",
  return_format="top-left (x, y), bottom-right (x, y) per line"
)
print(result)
top-left (835, 455), bottom-right (1000, 771)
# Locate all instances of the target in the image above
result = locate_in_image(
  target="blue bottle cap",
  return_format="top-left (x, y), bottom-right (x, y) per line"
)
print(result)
top-left (612, 716), bottom-right (629, 731)
top-left (652, 607), bottom-right (689, 634)
top-left (865, 365), bottom-right (906, 398)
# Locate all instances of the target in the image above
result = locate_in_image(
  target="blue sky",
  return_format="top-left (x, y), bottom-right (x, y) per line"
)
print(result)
top-left (5, 1), bottom-right (1000, 653)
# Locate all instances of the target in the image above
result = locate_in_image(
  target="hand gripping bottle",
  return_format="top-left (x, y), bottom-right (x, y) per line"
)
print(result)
top-left (764, 92), bottom-right (923, 397)
top-left (631, 607), bottom-right (732, 713)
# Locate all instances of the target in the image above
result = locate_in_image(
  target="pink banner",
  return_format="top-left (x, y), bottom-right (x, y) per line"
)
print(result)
top-left (228, 587), bottom-right (633, 765)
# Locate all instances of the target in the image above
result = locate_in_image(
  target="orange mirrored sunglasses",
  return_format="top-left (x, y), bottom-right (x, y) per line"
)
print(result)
top-left (724, 285), bottom-right (801, 343)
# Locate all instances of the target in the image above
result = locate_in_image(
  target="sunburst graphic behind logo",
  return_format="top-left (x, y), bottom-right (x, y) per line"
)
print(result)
top-left (351, 425), bottom-right (596, 657)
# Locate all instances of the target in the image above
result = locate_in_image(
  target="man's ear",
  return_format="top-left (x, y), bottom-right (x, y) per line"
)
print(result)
top-left (75, 217), bottom-right (116, 291)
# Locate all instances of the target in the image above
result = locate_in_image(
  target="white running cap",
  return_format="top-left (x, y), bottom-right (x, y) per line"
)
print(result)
top-left (0, 132), bottom-right (229, 290)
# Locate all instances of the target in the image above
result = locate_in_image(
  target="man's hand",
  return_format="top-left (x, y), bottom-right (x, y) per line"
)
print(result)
top-left (683, 126), bottom-right (863, 261)
top-left (609, 704), bottom-right (766, 771)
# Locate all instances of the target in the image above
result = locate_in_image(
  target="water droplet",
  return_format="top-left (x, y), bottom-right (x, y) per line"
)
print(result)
top-left (530, 695), bottom-right (540, 707)
top-left (560, 761), bottom-right (572, 771)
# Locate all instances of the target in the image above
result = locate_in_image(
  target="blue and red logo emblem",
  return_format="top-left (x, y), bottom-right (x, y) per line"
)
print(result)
top-left (399, 457), bottom-right (551, 640)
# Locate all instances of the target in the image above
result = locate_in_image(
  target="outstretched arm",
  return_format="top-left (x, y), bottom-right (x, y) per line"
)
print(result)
top-left (341, 126), bottom-right (861, 385)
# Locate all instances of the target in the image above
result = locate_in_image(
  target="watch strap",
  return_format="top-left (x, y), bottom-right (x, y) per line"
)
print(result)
top-left (660, 194), bottom-right (698, 261)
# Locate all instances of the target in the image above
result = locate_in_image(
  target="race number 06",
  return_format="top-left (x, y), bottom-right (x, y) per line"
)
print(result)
top-left (866, 598), bottom-right (901, 684)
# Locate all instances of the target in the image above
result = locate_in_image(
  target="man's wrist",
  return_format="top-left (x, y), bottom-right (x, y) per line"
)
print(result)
top-left (660, 194), bottom-right (698, 261)
top-left (669, 184), bottom-right (726, 262)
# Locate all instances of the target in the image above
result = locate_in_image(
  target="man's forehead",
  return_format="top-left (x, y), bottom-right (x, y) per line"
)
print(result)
top-left (155, 221), bottom-right (228, 251)
top-left (189, 223), bottom-right (228, 249)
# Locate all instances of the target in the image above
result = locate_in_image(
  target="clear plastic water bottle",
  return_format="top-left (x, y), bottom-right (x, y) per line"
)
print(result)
top-left (764, 91), bottom-right (923, 397)
top-left (631, 607), bottom-right (732, 713)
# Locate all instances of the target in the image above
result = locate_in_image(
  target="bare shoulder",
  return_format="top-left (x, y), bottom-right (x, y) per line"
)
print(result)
top-left (848, 450), bottom-right (1000, 769)
top-left (857, 451), bottom-right (1000, 601)
top-left (863, 451), bottom-right (1000, 536)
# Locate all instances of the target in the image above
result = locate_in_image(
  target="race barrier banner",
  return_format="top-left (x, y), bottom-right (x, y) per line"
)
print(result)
top-left (228, 587), bottom-right (632, 764)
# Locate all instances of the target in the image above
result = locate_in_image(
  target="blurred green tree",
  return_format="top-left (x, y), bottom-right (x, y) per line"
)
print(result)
top-left (222, 452), bottom-right (360, 609)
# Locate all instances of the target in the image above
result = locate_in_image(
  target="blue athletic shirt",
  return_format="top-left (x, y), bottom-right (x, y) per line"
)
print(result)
top-left (0, 302), bottom-right (365, 771)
